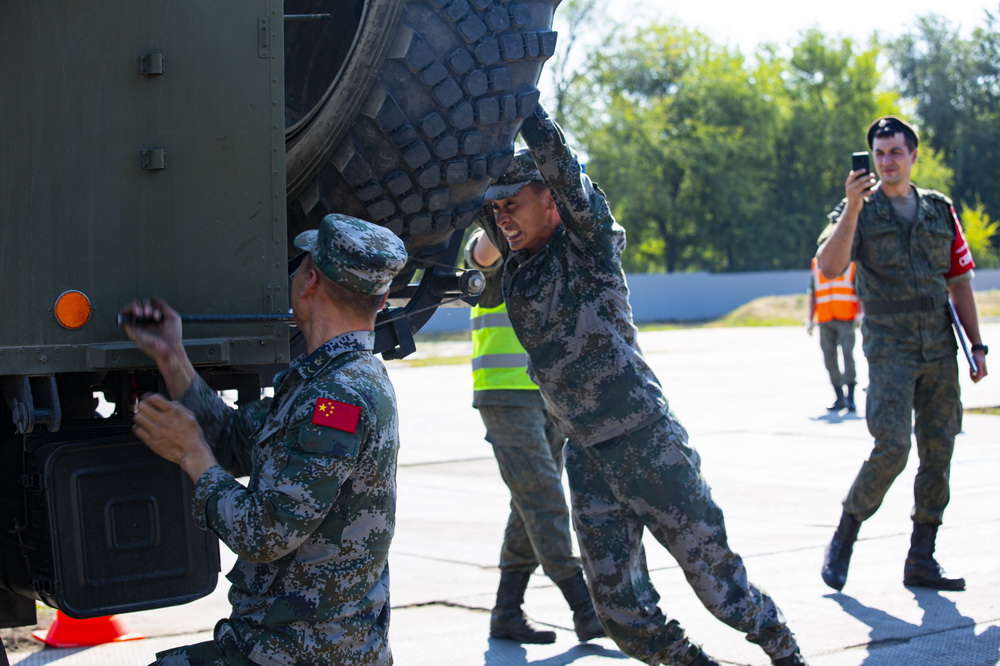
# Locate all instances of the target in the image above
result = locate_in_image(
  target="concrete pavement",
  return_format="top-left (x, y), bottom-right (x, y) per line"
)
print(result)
top-left (6, 323), bottom-right (999, 665)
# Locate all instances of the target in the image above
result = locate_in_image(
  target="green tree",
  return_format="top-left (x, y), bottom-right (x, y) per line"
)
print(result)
top-left (546, 0), bottom-right (600, 123)
top-left (563, 26), bottom-right (899, 272)
top-left (889, 10), bottom-right (1000, 224)
top-left (960, 198), bottom-right (1000, 269)
top-left (565, 24), bottom-right (778, 272)
top-left (763, 30), bottom-right (898, 267)
top-left (910, 144), bottom-right (953, 193)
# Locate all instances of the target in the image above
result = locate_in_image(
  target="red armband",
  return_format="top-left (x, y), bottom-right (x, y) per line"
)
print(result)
top-left (945, 206), bottom-right (975, 280)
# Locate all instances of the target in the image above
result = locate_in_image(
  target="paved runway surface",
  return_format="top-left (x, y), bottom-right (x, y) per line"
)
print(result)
top-left (6, 324), bottom-right (999, 665)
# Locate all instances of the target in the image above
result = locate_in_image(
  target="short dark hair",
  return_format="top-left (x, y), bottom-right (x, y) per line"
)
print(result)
top-left (304, 254), bottom-right (385, 319)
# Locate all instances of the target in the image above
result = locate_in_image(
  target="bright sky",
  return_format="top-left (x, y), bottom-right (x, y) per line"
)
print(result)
top-left (596, 0), bottom-right (995, 55)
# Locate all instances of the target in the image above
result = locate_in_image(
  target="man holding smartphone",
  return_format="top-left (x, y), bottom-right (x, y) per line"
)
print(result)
top-left (816, 116), bottom-right (989, 593)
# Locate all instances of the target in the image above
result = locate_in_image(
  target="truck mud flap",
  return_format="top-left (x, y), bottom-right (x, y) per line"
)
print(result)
top-left (3, 424), bottom-right (219, 618)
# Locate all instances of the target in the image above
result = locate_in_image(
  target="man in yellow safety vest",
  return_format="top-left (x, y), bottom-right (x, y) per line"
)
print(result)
top-left (808, 257), bottom-right (861, 411)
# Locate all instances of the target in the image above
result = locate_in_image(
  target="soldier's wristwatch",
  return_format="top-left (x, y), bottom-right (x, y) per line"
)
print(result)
top-left (971, 344), bottom-right (988, 355)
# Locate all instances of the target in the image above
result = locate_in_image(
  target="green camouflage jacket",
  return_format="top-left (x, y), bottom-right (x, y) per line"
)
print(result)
top-left (483, 105), bottom-right (669, 446)
top-left (822, 186), bottom-right (970, 361)
top-left (180, 330), bottom-right (398, 665)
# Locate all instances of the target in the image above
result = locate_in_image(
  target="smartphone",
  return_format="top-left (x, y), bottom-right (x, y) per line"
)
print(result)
top-left (851, 151), bottom-right (870, 174)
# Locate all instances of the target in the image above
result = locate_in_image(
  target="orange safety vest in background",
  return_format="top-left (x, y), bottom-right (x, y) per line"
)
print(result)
top-left (812, 257), bottom-right (859, 323)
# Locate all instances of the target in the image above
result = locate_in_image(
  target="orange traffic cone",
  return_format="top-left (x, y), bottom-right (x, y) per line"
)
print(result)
top-left (32, 610), bottom-right (144, 648)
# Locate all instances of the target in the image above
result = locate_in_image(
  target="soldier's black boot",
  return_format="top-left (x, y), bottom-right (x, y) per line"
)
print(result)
top-left (822, 511), bottom-right (861, 590)
top-left (845, 383), bottom-right (856, 411)
top-left (555, 572), bottom-right (605, 641)
top-left (772, 649), bottom-right (809, 665)
top-left (490, 571), bottom-right (557, 644)
top-left (903, 523), bottom-right (966, 591)
top-left (828, 385), bottom-right (846, 410)
top-left (687, 649), bottom-right (723, 665)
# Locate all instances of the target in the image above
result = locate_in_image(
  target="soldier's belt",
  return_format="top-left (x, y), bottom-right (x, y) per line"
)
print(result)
top-left (862, 294), bottom-right (946, 315)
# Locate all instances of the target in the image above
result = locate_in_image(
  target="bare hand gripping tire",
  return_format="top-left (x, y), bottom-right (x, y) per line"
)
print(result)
top-left (284, 0), bottom-right (559, 283)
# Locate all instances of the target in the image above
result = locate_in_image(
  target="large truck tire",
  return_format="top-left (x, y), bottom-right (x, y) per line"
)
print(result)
top-left (284, 0), bottom-right (559, 274)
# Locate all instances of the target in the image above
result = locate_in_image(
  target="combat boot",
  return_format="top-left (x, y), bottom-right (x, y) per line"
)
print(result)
top-left (822, 511), bottom-right (861, 590)
top-left (555, 571), bottom-right (605, 641)
top-left (845, 383), bottom-right (856, 411)
top-left (687, 649), bottom-right (723, 665)
top-left (489, 571), bottom-right (557, 644)
top-left (772, 649), bottom-right (809, 665)
top-left (828, 385), bottom-right (846, 410)
top-left (903, 523), bottom-right (966, 591)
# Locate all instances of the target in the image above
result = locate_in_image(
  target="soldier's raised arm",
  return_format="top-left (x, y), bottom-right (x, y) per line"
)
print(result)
top-left (520, 104), bottom-right (618, 254)
top-left (818, 168), bottom-right (874, 278)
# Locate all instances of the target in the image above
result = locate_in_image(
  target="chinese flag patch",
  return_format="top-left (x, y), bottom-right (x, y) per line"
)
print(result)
top-left (311, 397), bottom-right (361, 433)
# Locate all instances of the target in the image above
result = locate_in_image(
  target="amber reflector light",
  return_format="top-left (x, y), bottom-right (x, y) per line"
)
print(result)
top-left (54, 290), bottom-right (93, 329)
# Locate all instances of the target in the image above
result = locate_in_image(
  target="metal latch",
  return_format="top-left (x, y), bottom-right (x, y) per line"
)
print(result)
top-left (141, 148), bottom-right (167, 171)
top-left (138, 52), bottom-right (165, 75)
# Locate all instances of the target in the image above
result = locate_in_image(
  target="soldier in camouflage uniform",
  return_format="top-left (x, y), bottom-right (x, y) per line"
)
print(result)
top-left (817, 116), bottom-right (988, 594)
top-left (478, 104), bottom-right (807, 666)
top-left (465, 228), bottom-right (603, 645)
top-left (121, 214), bottom-right (408, 666)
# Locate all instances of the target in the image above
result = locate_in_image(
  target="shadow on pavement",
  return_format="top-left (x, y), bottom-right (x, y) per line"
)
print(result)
top-left (827, 589), bottom-right (1000, 665)
top-left (811, 410), bottom-right (865, 424)
top-left (483, 639), bottom-right (629, 665)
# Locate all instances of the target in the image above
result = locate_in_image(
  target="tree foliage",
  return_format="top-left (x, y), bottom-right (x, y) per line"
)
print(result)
top-left (550, 10), bottom-right (1000, 273)
top-left (546, 0), bottom-right (600, 124)
top-left (889, 10), bottom-right (1000, 220)
top-left (961, 198), bottom-right (1000, 269)
top-left (576, 25), bottom-right (774, 272)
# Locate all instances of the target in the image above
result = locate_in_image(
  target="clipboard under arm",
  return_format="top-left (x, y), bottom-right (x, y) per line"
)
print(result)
top-left (947, 299), bottom-right (979, 375)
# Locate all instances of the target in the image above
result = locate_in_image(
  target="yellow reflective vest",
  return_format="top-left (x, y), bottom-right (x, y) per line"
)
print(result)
top-left (812, 257), bottom-right (859, 323)
top-left (470, 302), bottom-right (538, 391)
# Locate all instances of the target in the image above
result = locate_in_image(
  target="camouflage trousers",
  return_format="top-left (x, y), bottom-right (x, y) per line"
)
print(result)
top-left (151, 621), bottom-right (255, 666)
top-left (479, 394), bottom-right (582, 581)
top-left (844, 354), bottom-right (961, 524)
top-left (564, 416), bottom-right (799, 665)
top-left (819, 319), bottom-right (856, 387)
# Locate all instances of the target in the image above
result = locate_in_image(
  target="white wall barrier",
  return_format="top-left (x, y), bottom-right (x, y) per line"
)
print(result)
top-left (421, 268), bottom-right (1000, 334)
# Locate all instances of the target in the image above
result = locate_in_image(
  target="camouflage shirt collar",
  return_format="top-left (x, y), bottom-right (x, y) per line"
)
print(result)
top-left (508, 224), bottom-right (563, 269)
top-left (870, 184), bottom-right (926, 222)
top-left (289, 330), bottom-right (375, 379)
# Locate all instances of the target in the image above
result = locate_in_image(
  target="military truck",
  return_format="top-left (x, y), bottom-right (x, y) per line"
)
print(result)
top-left (0, 0), bottom-right (558, 648)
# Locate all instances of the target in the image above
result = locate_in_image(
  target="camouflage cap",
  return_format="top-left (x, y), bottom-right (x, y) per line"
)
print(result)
top-left (294, 214), bottom-right (408, 295)
top-left (483, 148), bottom-right (543, 200)
top-left (866, 116), bottom-right (919, 150)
